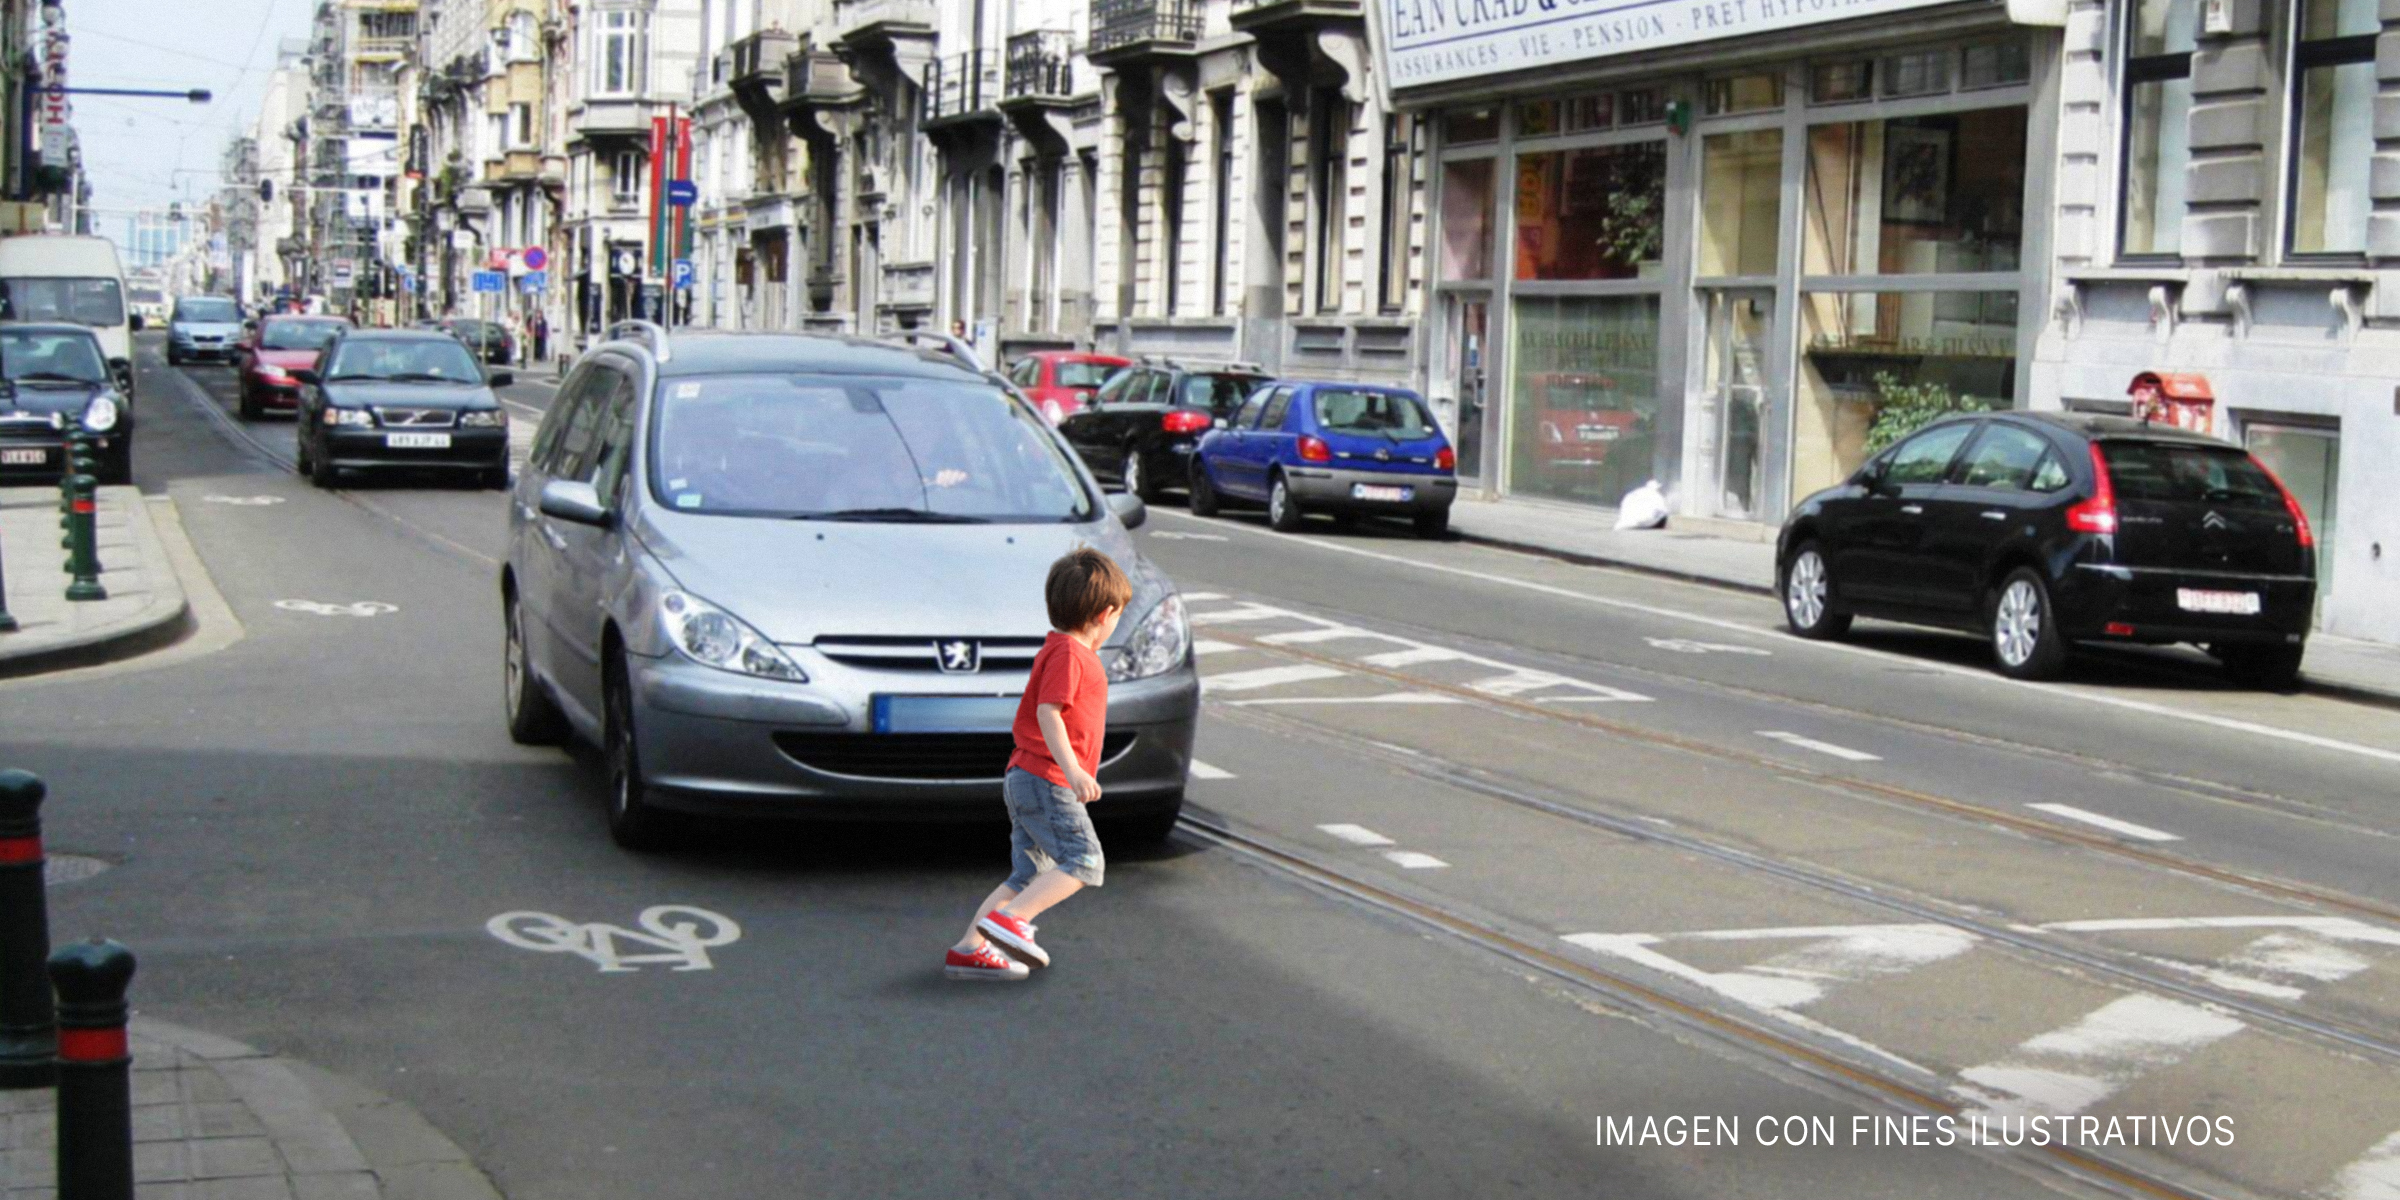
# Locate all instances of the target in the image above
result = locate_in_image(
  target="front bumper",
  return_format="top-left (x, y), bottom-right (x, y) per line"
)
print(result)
top-left (626, 651), bottom-right (1201, 820)
top-left (323, 426), bottom-right (508, 471)
top-left (171, 337), bottom-right (234, 361)
top-left (2060, 563), bottom-right (2314, 646)
top-left (0, 432), bottom-right (128, 481)
top-left (1284, 467), bottom-right (1458, 514)
top-left (245, 378), bottom-right (301, 409)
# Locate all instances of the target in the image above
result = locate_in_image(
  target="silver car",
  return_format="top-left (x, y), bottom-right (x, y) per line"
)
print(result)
top-left (501, 327), bottom-right (1200, 850)
top-left (166, 295), bottom-right (244, 365)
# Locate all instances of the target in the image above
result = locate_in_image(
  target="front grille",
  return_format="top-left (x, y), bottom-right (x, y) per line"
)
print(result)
top-left (772, 731), bottom-right (1136, 781)
top-left (813, 635), bottom-right (1046, 673)
top-left (374, 407), bottom-right (458, 428)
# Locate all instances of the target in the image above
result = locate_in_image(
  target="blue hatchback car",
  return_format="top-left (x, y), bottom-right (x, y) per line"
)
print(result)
top-left (1188, 381), bottom-right (1458, 538)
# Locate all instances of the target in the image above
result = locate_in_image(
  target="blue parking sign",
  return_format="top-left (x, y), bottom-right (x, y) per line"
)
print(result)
top-left (671, 259), bottom-right (695, 291)
top-left (471, 271), bottom-right (506, 293)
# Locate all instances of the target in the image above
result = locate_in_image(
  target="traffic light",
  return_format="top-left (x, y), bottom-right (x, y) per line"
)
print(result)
top-left (258, 179), bottom-right (273, 203)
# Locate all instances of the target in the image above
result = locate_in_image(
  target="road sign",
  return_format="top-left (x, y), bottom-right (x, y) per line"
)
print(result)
top-left (671, 258), bottom-right (695, 291)
top-left (521, 246), bottom-right (548, 272)
top-left (331, 260), bottom-right (356, 286)
top-left (666, 180), bottom-right (698, 207)
top-left (519, 271), bottom-right (548, 293)
top-left (472, 271), bottom-right (506, 293)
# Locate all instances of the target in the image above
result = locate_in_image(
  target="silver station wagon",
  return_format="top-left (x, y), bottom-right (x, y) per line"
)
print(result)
top-left (501, 325), bottom-right (1199, 850)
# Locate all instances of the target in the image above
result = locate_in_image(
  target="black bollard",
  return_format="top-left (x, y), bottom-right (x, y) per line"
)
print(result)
top-left (49, 938), bottom-right (135, 1200)
top-left (0, 527), bottom-right (18, 633)
top-left (0, 771), bottom-right (52, 1086)
top-left (63, 477), bottom-right (104, 603)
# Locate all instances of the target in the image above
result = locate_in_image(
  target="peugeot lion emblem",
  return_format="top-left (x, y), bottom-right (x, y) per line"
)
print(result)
top-left (936, 639), bottom-right (981, 674)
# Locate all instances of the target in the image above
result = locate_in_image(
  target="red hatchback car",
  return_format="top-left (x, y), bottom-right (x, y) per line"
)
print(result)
top-left (236, 315), bottom-right (352, 419)
top-left (1008, 351), bottom-right (1131, 425)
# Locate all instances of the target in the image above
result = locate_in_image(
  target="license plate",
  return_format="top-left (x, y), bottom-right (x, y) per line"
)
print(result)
top-left (386, 432), bottom-right (451, 449)
top-left (1351, 484), bottom-right (1413, 503)
top-left (872, 695), bottom-right (1019, 734)
top-left (2177, 588), bottom-right (2261, 615)
top-left (0, 449), bottom-right (45, 465)
top-left (1576, 426), bottom-right (1619, 442)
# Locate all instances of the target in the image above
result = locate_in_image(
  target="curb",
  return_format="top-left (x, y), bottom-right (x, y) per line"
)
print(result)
top-left (0, 487), bottom-right (193, 681)
top-left (135, 1018), bottom-right (504, 1200)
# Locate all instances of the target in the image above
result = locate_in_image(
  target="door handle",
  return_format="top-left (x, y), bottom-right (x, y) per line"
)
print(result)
top-left (1980, 510), bottom-right (2008, 521)
top-left (1900, 504), bottom-right (1924, 515)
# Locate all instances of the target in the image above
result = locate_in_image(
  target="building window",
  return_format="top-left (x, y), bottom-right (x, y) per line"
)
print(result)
top-left (1810, 60), bottom-right (1874, 103)
top-left (1513, 142), bottom-right (1665, 281)
top-left (1438, 157), bottom-right (1495, 281)
top-left (1804, 108), bottom-right (2027, 275)
top-left (1443, 107), bottom-right (1499, 145)
top-left (1706, 73), bottom-right (1785, 116)
top-left (612, 150), bottom-right (643, 206)
top-left (1161, 137), bottom-right (1186, 315)
top-left (2289, 0), bottom-right (2375, 255)
top-left (1700, 129), bottom-right (1782, 277)
top-left (2122, 0), bottom-right (2195, 256)
top-left (592, 9), bottom-right (647, 97)
top-left (510, 103), bottom-right (534, 149)
top-left (1509, 295), bottom-right (1662, 506)
top-left (1310, 90), bottom-right (1350, 313)
top-left (1794, 289), bottom-right (2017, 497)
top-left (1210, 91), bottom-right (1235, 317)
top-left (504, 11), bottom-right (540, 63)
top-left (1960, 40), bottom-right (2031, 89)
top-left (1378, 114), bottom-right (1414, 313)
top-left (1881, 49), bottom-right (1952, 97)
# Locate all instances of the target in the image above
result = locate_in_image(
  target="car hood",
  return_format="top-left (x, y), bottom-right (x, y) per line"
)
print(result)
top-left (631, 509), bottom-right (1172, 646)
top-left (256, 349), bottom-right (322, 370)
top-left (321, 380), bottom-right (497, 409)
top-left (1, 380), bottom-right (108, 418)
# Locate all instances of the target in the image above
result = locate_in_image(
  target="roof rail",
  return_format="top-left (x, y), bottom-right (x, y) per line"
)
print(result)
top-left (604, 319), bottom-right (673, 363)
top-left (883, 330), bottom-right (986, 373)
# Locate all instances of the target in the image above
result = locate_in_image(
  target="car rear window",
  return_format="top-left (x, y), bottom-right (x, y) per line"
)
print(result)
top-left (1177, 373), bottom-right (1267, 415)
top-left (1056, 361), bottom-right (1117, 388)
top-left (176, 298), bottom-right (240, 322)
top-left (2101, 442), bottom-right (2285, 509)
top-left (261, 320), bottom-right (347, 351)
top-left (1314, 390), bottom-right (1434, 439)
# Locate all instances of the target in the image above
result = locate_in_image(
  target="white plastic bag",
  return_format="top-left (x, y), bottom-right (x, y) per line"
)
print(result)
top-left (1613, 480), bottom-right (1669, 531)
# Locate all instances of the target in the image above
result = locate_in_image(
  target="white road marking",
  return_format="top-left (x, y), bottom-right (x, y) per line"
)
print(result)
top-left (1189, 602), bottom-right (1297, 625)
top-left (1201, 664), bottom-right (1347, 693)
top-left (201, 495), bottom-right (285, 506)
top-left (1193, 596), bottom-right (1651, 705)
top-left (1189, 760), bottom-right (1235, 780)
top-left (1148, 531), bottom-right (1229, 541)
top-left (1317, 823), bottom-right (1395, 847)
top-left (1191, 639), bottom-right (1240, 656)
top-left (1183, 591), bottom-right (1229, 601)
top-left (2036, 915), bottom-right (2400, 947)
top-left (2331, 1129), bottom-right (2400, 1200)
top-left (273, 599), bottom-right (398, 617)
top-left (1259, 625), bottom-right (1381, 645)
top-left (2025, 803), bottom-right (2181, 842)
top-left (1360, 645), bottom-right (1469, 668)
top-left (1223, 693), bottom-right (1465, 706)
top-left (485, 905), bottom-right (740, 973)
top-left (1154, 509), bottom-right (2400, 767)
top-left (1953, 994), bottom-right (2246, 1118)
top-left (1646, 637), bottom-right (1773, 656)
top-left (1382, 850), bottom-right (1450, 870)
top-left (1756, 731), bottom-right (1883, 762)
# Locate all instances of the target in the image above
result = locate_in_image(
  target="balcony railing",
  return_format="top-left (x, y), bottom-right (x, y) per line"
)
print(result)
top-left (1090, 0), bottom-right (1202, 52)
top-left (835, 0), bottom-right (936, 32)
top-left (1006, 30), bottom-right (1075, 99)
top-left (924, 51), bottom-right (1000, 122)
top-left (730, 29), bottom-right (797, 87)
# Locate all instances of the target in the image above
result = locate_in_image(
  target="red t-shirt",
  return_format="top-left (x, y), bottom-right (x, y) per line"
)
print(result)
top-left (1008, 631), bottom-right (1109, 787)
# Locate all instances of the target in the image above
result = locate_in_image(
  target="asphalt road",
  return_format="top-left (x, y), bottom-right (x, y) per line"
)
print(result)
top-left (1, 336), bottom-right (2393, 1200)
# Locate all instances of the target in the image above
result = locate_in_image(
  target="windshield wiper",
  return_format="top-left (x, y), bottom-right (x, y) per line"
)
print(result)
top-left (13, 372), bottom-right (97, 384)
top-left (323, 373), bottom-right (382, 382)
top-left (388, 372), bottom-right (469, 383)
top-left (799, 507), bottom-right (990, 524)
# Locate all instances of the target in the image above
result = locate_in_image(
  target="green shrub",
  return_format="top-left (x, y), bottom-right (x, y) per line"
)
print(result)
top-left (1863, 373), bottom-right (1993, 455)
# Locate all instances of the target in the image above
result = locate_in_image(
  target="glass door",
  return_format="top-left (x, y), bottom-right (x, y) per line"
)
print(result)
top-left (1698, 289), bottom-right (1775, 520)
top-left (2243, 421), bottom-right (2340, 617)
top-left (1439, 294), bottom-right (1491, 480)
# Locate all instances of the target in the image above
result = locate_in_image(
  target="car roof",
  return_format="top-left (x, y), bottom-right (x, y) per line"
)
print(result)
top-left (606, 330), bottom-right (994, 384)
top-left (1282, 380), bottom-right (1419, 396)
top-left (0, 322), bottom-right (100, 339)
top-left (1992, 410), bottom-right (2235, 448)
top-left (333, 329), bottom-right (462, 344)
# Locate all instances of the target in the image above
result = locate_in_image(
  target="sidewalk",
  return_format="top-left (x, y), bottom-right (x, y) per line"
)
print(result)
top-left (0, 1018), bottom-right (500, 1200)
top-left (1446, 494), bottom-right (2400, 705)
top-left (0, 487), bottom-right (189, 679)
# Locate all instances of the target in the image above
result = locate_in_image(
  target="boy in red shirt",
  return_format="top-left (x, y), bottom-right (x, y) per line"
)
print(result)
top-left (946, 547), bottom-right (1132, 981)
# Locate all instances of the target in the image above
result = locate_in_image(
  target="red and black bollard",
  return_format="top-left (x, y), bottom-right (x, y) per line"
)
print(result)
top-left (49, 938), bottom-right (135, 1200)
top-left (0, 770), bottom-right (53, 1086)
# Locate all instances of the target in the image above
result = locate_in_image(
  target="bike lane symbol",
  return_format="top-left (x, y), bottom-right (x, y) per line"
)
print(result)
top-left (486, 905), bottom-right (742, 972)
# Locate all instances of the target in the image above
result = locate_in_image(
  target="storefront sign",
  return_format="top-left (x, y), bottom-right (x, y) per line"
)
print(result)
top-left (1374, 0), bottom-right (1960, 89)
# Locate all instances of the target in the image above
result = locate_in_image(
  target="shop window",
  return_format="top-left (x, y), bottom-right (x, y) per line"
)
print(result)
top-left (1961, 40), bottom-right (2031, 89)
top-left (1803, 108), bottom-right (2027, 275)
top-left (1881, 49), bottom-right (1952, 98)
top-left (1810, 61), bottom-right (1874, 104)
top-left (1519, 99), bottom-right (1561, 138)
top-left (1706, 74), bottom-right (1784, 116)
top-left (2289, 0), bottom-right (2375, 256)
top-left (1520, 94), bottom-right (1617, 137)
top-left (1792, 289), bottom-right (2017, 497)
top-left (1444, 107), bottom-right (1499, 145)
top-left (2122, 0), bottom-right (2195, 256)
top-left (1513, 142), bottom-right (1665, 281)
top-left (1211, 91), bottom-right (1235, 316)
top-left (1379, 115), bottom-right (1416, 313)
top-left (1509, 295), bottom-right (1662, 506)
top-left (1700, 129), bottom-right (1783, 277)
top-left (1439, 157), bottom-right (1496, 281)
top-left (1619, 89), bottom-right (1667, 125)
top-left (1311, 90), bottom-right (1352, 312)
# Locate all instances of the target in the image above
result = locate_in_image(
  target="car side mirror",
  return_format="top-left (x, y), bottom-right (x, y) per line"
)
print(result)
top-left (1106, 491), bottom-right (1147, 531)
top-left (487, 370), bottom-right (514, 388)
top-left (128, 314), bottom-right (145, 332)
top-left (291, 367), bottom-right (320, 387)
top-left (539, 480), bottom-right (613, 528)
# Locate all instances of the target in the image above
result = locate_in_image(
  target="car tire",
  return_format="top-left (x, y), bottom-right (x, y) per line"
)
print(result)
top-left (2218, 643), bottom-right (2304, 692)
top-left (1989, 567), bottom-right (2068, 681)
top-left (165, 348), bottom-right (181, 366)
top-left (480, 464), bottom-right (510, 491)
top-left (604, 654), bottom-right (676, 852)
top-left (238, 390), bottom-right (260, 421)
top-left (305, 437), bottom-right (336, 489)
top-left (1781, 541), bottom-right (1853, 640)
top-left (503, 593), bottom-right (569, 745)
top-left (1102, 800), bottom-right (1183, 848)
top-left (1189, 462), bottom-right (1221, 517)
top-left (1413, 510), bottom-right (1450, 539)
top-left (1268, 473), bottom-right (1305, 533)
top-left (1124, 447), bottom-right (1163, 504)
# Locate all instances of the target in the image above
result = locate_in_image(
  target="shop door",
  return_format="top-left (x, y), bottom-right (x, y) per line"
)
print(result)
top-left (1699, 290), bottom-right (1775, 520)
top-left (2243, 422), bottom-right (2339, 617)
top-left (1439, 295), bottom-right (1490, 480)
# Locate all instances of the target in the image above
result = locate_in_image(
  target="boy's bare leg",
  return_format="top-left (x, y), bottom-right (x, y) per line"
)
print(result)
top-left (994, 869), bottom-right (1083, 923)
top-left (954, 883), bottom-right (1020, 952)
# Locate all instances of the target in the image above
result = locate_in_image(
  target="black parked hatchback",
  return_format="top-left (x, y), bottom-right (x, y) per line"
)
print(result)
top-left (1057, 359), bottom-right (1272, 503)
top-left (1776, 412), bottom-right (2316, 688)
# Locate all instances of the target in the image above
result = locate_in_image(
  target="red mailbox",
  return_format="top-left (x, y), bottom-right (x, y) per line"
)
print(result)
top-left (2128, 371), bottom-right (2216, 435)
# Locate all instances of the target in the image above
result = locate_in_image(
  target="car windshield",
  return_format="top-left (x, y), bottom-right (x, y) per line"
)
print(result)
top-left (261, 320), bottom-right (347, 351)
top-left (1315, 389), bottom-right (1435, 439)
top-left (651, 374), bottom-right (1095, 524)
top-left (2101, 442), bottom-right (2286, 510)
top-left (0, 329), bottom-right (107, 383)
top-left (1056, 361), bottom-right (1117, 388)
top-left (0, 278), bottom-right (126, 327)
top-left (176, 298), bottom-right (240, 323)
top-left (323, 339), bottom-right (482, 383)
top-left (1178, 374), bottom-right (1266, 416)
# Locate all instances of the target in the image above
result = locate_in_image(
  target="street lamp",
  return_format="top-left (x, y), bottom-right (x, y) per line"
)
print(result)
top-left (41, 87), bottom-right (211, 103)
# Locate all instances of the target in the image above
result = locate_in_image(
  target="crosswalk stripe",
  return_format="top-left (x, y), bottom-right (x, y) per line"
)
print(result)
top-left (1189, 760), bottom-right (1234, 780)
top-left (1191, 639), bottom-right (1240, 656)
top-left (1317, 823), bottom-right (1394, 847)
top-left (1359, 645), bottom-right (1468, 668)
top-left (1382, 850), bottom-right (1449, 870)
top-left (1201, 665), bottom-right (1346, 693)
top-left (1953, 994), bottom-right (2245, 1118)
top-left (2332, 1130), bottom-right (2400, 1200)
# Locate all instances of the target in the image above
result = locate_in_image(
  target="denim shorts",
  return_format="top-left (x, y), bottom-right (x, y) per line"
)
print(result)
top-left (1002, 766), bottom-right (1105, 890)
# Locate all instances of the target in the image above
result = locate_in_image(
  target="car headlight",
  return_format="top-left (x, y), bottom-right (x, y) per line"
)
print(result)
top-left (458, 409), bottom-right (506, 428)
top-left (1108, 592), bottom-right (1189, 682)
top-left (658, 590), bottom-right (808, 682)
top-left (258, 365), bottom-right (292, 383)
top-left (326, 407), bottom-right (375, 427)
top-left (1041, 398), bottom-right (1064, 426)
top-left (81, 395), bottom-right (119, 432)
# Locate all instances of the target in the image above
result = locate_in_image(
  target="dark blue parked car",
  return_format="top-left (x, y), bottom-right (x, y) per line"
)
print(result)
top-left (1189, 381), bottom-right (1458, 538)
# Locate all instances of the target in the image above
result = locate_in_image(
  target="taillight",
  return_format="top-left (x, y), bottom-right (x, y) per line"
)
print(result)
top-left (1297, 435), bottom-right (1331, 463)
top-left (1434, 445), bottom-right (1456, 472)
top-left (2066, 442), bottom-right (2118, 535)
top-left (1162, 409), bottom-right (1213, 435)
top-left (2250, 454), bottom-right (2315, 547)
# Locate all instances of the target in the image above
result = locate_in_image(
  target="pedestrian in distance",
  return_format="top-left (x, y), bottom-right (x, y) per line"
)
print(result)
top-left (946, 547), bottom-right (1130, 982)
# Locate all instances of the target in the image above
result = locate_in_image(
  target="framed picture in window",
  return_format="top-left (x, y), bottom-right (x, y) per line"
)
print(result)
top-left (1883, 124), bottom-right (1951, 224)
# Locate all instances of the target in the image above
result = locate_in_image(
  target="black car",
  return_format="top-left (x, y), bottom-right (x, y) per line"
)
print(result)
top-left (0, 324), bottom-right (133, 484)
top-left (441, 318), bottom-right (515, 364)
top-left (1057, 360), bottom-right (1271, 502)
top-left (1776, 412), bottom-right (2316, 687)
top-left (293, 329), bottom-right (513, 489)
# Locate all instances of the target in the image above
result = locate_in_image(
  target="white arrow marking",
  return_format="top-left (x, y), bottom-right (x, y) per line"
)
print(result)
top-left (1757, 731), bottom-right (1882, 761)
top-left (1646, 637), bottom-right (1772, 655)
top-left (1317, 823), bottom-right (1395, 847)
top-left (2026, 803), bottom-right (2180, 842)
top-left (274, 600), bottom-right (398, 617)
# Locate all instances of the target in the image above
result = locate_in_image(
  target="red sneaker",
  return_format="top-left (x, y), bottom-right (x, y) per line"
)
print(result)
top-left (944, 943), bottom-right (1029, 982)
top-left (976, 911), bottom-right (1050, 968)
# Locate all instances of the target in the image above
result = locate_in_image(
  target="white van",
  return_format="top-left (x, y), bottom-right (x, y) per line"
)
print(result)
top-left (0, 234), bottom-right (139, 395)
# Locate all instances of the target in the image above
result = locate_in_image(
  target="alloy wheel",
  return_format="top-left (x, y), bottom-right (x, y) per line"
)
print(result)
top-left (504, 601), bottom-right (526, 722)
top-left (1994, 579), bottom-right (2042, 667)
top-left (1123, 453), bottom-right (1142, 498)
top-left (1787, 551), bottom-right (1827, 628)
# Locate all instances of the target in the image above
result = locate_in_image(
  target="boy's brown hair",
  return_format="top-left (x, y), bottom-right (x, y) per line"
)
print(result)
top-left (1046, 547), bottom-right (1133, 632)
